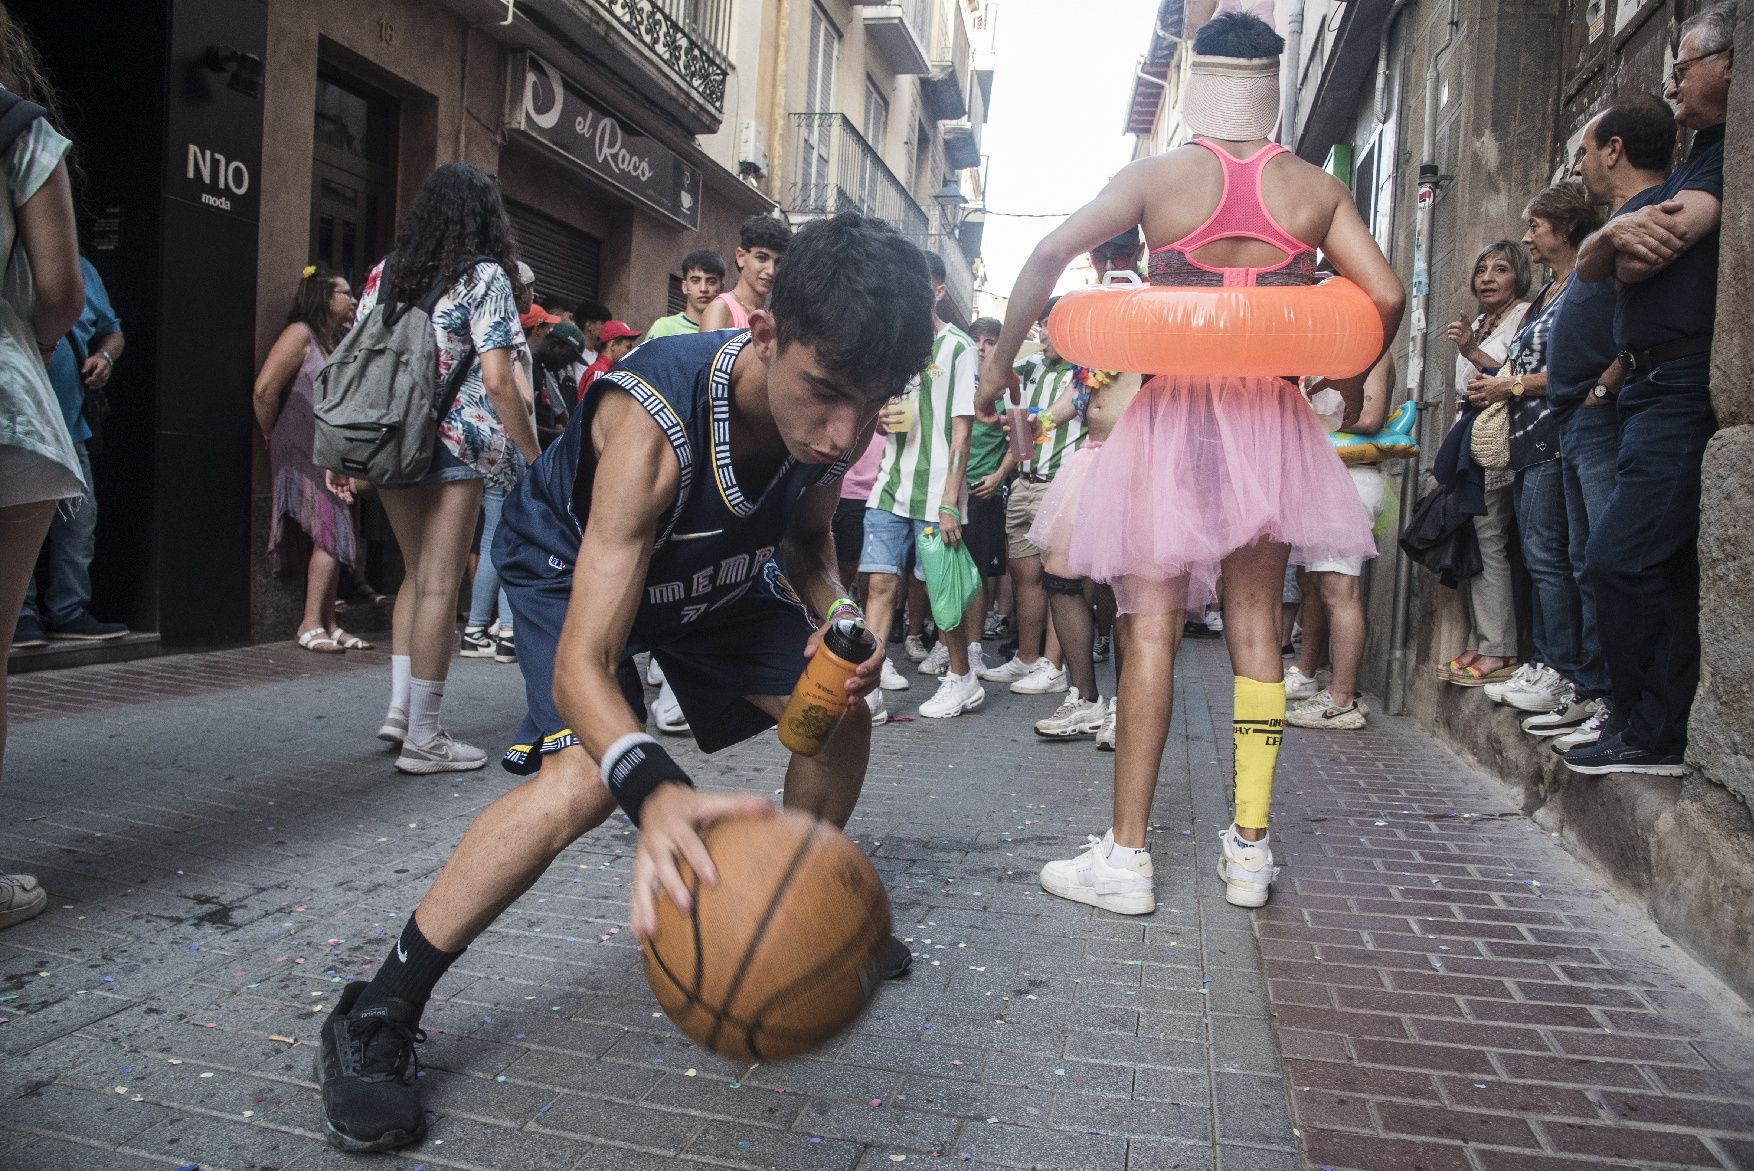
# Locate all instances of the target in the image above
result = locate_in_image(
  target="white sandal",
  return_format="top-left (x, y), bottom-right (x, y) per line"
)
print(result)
top-left (330, 627), bottom-right (374, 650)
top-left (297, 627), bottom-right (345, 653)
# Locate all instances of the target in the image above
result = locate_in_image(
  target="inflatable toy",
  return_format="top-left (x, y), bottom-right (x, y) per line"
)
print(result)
top-left (1047, 271), bottom-right (1383, 379)
top-left (1328, 400), bottom-right (1419, 465)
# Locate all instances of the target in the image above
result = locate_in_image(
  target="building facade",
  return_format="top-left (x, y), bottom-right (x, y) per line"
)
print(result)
top-left (19, 0), bottom-right (994, 652)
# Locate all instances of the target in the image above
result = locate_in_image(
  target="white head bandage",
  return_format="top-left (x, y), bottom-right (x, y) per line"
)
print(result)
top-left (1182, 54), bottom-right (1281, 141)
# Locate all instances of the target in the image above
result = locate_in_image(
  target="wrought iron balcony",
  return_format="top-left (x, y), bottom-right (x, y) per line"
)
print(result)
top-left (928, 231), bottom-right (975, 321)
top-left (592, 0), bottom-right (733, 111)
top-left (786, 113), bottom-right (930, 245)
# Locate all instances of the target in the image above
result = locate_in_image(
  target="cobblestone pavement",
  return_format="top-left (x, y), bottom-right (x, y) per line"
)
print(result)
top-left (1, 639), bottom-right (1751, 1171)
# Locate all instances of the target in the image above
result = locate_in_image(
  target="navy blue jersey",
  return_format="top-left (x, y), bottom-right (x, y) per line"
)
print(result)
top-left (499, 330), bottom-right (850, 647)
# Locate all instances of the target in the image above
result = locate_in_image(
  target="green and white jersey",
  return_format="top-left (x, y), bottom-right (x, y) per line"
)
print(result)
top-left (1014, 353), bottom-right (1086, 480)
top-left (868, 324), bottom-right (978, 521)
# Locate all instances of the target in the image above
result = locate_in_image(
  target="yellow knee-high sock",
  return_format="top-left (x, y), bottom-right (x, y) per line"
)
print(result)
top-left (1232, 677), bottom-right (1285, 831)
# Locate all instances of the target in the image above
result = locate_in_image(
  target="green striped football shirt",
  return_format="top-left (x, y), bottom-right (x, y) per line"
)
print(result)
top-left (1014, 354), bottom-right (1086, 480)
top-left (868, 324), bottom-right (978, 520)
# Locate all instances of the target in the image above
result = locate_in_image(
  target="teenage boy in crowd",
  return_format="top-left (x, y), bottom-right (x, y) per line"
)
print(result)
top-left (862, 250), bottom-right (986, 719)
top-left (572, 299), bottom-right (612, 365)
top-left (646, 249), bottom-right (727, 339)
top-left (981, 300), bottom-right (1081, 695)
top-left (702, 214), bottom-right (790, 331)
top-left (965, 317), bottom-right (1015, 651)
top-left (576, 320), bottom-right (644, 402)
top-left (315, 214), bottom-right (935, 1154)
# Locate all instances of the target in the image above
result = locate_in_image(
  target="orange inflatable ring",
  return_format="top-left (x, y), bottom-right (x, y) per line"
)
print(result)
top-left (1047, 274), bottom-right (1383, 379)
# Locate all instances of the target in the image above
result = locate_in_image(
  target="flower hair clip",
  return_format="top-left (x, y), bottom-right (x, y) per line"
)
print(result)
top-left (301, 264), bottom-right (317, 279)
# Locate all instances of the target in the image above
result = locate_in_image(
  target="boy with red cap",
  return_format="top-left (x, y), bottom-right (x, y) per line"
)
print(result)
top-left (576, 320), bottom-right (643, 402)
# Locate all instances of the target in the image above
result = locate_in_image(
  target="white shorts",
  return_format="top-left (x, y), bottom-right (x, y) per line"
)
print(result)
top-left (1304, 466), bottom-right (1386, 577)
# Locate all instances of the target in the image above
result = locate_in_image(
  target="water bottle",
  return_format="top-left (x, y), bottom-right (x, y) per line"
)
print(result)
top-left (777, 618), bottom-right (877, 756)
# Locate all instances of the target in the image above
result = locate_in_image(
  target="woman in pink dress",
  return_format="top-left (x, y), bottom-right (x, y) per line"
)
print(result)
top-left (978, 12), bottom-right (1403, 913)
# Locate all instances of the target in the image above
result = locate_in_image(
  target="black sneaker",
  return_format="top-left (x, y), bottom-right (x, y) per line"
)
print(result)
top-left (46, 613), bottom-right (128, 641)
top-left (317, 981), bottom-right (428, 1152)
top-left (493, 631), bottom-right (517, 664)
top-left (12, 616), bottom-right (47, 649)
top-left (878, 934), bottom-right (913, 980)
top-left (459, 627), bottom-right (494, 657)
top-left (1562, 733), bottom-right (1687, 778)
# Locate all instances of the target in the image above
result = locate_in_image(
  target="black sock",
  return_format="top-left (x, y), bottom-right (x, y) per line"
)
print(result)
top-left (357, 912), bottom-right (462, 1014)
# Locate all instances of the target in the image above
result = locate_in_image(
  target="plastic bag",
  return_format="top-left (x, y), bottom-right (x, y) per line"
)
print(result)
top-left (916, 526), bottom-right (981, 632)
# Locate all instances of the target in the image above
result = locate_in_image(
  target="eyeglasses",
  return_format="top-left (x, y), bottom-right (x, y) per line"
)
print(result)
top-left (1669, 46), bottom-right (1730, 86)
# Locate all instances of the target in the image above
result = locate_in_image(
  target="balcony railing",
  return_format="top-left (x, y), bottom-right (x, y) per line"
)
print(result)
top-left (861, 0), bottom-right (932, 75)
top-left (594, 0), bottom-right (733, 110)
top-left (786, 113), bottom-right (929, 245)
top-left (928, 231), bottom-right (975, 320)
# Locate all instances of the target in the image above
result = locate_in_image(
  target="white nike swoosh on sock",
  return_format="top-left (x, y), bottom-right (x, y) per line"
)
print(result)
top-left (395, 939), bottom-right (409, 964)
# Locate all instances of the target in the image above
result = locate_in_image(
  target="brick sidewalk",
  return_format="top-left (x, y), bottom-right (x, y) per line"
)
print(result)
top-left (0, 641), bottom-right (1750, 1171)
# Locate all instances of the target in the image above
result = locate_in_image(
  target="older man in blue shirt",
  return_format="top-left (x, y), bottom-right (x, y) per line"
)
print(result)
top-left (14, 256), bottom-right (128, 646)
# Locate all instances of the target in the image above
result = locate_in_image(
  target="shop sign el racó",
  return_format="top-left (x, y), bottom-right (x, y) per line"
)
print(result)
top-left (508, 52), bottom-right (700, 232)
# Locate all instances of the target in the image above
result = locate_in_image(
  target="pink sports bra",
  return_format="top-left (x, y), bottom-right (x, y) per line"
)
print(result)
top-left (1148, 139), bottom-right (1317, 289)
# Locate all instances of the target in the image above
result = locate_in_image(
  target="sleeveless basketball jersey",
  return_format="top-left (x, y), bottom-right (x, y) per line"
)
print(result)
top-left (499, 330), bottom-right (850, 643)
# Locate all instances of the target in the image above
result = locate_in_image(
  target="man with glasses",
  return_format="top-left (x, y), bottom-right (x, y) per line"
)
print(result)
top-left (1567, 2), bottom-right (1731, 777)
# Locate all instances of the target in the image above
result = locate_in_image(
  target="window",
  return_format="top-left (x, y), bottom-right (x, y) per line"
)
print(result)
top-left (309, 65), bottom-right (399, 286)
top-left (863, 77), bottom-right (890, 150)
top-left (800, 5), bottom-right (842, 206)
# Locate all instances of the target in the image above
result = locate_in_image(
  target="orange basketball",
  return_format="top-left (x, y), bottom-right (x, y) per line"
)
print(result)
top-left (641, 809), bottom-right (891, 1060)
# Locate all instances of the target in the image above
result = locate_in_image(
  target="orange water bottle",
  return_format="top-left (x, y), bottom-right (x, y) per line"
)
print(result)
top-left (778, 617), bottom-right (876, 756)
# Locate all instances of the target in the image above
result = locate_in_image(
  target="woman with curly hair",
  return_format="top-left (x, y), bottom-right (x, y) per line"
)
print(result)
top-left (254, 265), bottom-right (363, 652)
top-left (346, 162), bottom-right (540, 773)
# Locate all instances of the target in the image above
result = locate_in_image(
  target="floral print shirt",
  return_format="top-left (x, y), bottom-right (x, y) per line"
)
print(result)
top-left (355, 258), bottom-right (527, 490)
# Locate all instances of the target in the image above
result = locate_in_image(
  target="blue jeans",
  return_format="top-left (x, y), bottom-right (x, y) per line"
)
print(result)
top-left (467, 482), bottom-right (513, 631)
top-left (1560, 405), bottom-right (1619, 697)
top-left (1513, 457), bottom-right (1582, 680)
top-left (21, 443), bottom-right (96, 627)
top-left (1585, 356), bottom-right (1717, 753)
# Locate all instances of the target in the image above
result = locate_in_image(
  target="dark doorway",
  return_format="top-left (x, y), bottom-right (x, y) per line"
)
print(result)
top-left (310, 64), bottom-right (398, 286)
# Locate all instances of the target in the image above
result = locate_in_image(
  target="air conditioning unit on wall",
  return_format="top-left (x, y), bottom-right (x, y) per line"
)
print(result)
top-left (737, 120), bottom-right (769, 175)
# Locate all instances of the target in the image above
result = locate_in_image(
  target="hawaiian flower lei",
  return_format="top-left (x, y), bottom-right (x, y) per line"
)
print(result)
top-left (1070, 366), bottom-right (1116, 419)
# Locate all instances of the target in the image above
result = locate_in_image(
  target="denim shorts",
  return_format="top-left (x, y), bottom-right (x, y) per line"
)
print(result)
top-left (859, 507), bottom-right (931, 580)
top-left (419, 440), bottom-right (486, 486)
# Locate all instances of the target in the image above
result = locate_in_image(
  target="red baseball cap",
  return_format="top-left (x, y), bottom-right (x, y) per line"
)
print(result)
top-left (597, 320), bottom-right (642, 344)
top-left (520, 304), bottom-right (562, 329)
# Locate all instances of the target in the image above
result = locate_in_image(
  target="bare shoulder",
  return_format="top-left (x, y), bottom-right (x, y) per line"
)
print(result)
top-left (590, 389), bottom-right (681, 489)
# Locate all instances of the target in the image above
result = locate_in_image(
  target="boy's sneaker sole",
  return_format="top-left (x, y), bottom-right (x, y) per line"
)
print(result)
top-left (1565, 757), bottom-right (1687, 777)
top-left (1217, 861), bottom-right (1272, 907)
top-left (1038, 873), bottom-right (1155, 915)
top-left (313, 1052), bottom-right (426, 1153)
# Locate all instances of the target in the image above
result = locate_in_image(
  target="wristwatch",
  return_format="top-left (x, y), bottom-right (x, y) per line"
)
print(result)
top-left (1591, 384), bottom-right (1611, 400)
top-left (1510, 375), bottom-right (1526, 398)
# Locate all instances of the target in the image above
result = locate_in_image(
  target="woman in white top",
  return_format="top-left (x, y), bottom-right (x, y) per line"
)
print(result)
top-left (0, 17), bottom-right (88, 930)
top-left (1439, 239), bottom-right (1532, 685)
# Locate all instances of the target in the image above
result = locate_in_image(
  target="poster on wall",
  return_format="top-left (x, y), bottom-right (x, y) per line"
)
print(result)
top-left (506, 52), bottom-right (701, 232)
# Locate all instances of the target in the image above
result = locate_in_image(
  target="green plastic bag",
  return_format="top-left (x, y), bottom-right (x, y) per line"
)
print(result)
top-left (916, 525), bottom-right (982, 632)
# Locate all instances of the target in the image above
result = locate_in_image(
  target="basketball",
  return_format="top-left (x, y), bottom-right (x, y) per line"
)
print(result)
top-left (641, 808), bottom-right (891, 1060)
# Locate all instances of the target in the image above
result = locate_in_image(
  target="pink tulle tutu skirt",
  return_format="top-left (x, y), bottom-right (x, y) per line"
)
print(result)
top-left (1066, 375), bottom-right (1377, 613)
top-left (1027, 440), bottom-right (1104, 557)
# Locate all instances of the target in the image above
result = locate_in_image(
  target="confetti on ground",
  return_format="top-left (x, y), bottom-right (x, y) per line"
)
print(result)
top-left (268, 1035), bottom-right (298, 1046)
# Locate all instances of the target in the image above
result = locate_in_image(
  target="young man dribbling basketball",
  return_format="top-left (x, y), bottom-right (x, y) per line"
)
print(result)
top-left (314, 213), bottom-right (936, 1154)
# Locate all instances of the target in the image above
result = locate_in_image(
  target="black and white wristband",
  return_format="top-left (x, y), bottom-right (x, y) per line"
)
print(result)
top-left (599, 733), bottom-right (694, 826)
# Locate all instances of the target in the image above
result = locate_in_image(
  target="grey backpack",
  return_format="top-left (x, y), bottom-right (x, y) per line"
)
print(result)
top-left (313, 253), bottom-right (493, 487)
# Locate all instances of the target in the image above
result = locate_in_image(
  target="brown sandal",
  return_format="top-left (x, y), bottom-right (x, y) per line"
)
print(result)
top-left (1452, 659), bottom-right (1519, 686)
top-left (1436, 651), bottom-right (1481, 681)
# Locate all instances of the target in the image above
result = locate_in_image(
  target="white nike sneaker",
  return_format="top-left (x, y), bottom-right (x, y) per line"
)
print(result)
top-left (1483, 662), bottom-right (1538, 704)
top-left (1283, 666), bottom-right (1319, 701)
top-left (1011, 660), bottom-right (1068, 695)
top-left (919, 670), bottom-right (985, 718)
top-left (966, 641), bottom-right (988, 677)
top-left (919, 642), bottom-right (951, 676)
top-left (1095, 697), bottom-right (1118, 751)
top-left (395, 731), bottom-right (488, 775)
top-left (1039, 830), bottom-right (1155, 915)
top-left (1034, 689), bottom-right (1105, 740)
top-left (879, 657), bottom-right (911, 692)
top-left (1216, 825), bottom-right (1279, 908)
top-left (653, 680), bottom-right (689, 734)
top-left (867, 689), bottom-right (889, 727)
top-left (980, 654), bottom-right (1037, 684)
top-left (903, 634), bottom-right (930, 663)
top-left (645, 656), bottom-right (666, 688)
top-left (376, 709), bottom-right (408, 746)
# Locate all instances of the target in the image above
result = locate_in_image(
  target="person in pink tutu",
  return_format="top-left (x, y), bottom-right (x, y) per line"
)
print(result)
top-left (978, 11), bottom-right (1403, 913)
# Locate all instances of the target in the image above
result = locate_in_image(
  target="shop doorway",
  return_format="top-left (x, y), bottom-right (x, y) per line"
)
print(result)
top-left (310, 64), bottom-right (398, 287)
top-left (507, 200), bottom-right (602, 314)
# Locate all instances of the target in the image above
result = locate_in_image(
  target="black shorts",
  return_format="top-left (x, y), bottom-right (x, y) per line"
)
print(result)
top-left (832, 496), bottom-right (865, 566)
top-left (964, 490), bottom-right (1007, 579)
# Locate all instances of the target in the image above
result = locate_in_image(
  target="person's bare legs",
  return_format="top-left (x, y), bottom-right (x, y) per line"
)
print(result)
top-left (864, 571), bottom-right (901, 650)
top-left (905, 577), bottom-right (929, 641)
top-left (748, 692), bottom-right (870, 825)
top-left (1310, 570), bottom-right (1364, 707)
top-left (1009, 554), bottom-right (1047, 662)
top-left (1294, 571), bottom-right (1331, 681)
top-left (379, 482), bottom-right (484, 680)
top-left (0, 501), bottom-right (56, 779)
top-left (1045, 548), bottom-right (1097, 697)
top-left (1219, 540), bottom-right (1293, 842)
top-left (940, 590), bottom-right (982, 676)
top-left (301, 546), bottom-right (343, 638)
top-left (1112, 579), bottom-right (1189, 848)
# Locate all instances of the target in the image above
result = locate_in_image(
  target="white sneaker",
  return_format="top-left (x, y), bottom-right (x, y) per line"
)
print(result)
top-left (1095, 697), bottom-right (1118, 751)
top-left (1484, 662), bottom-right (1538, 704)
top-left (903, 634), bottom-right (930, 663)
top-left (1035, 689), bottom-right (1105, 739)
top-left (1523, 691), bottom-right (1594, 735)
top-left (1216, 825), bottom-right (1278, 908)
top-left (919, 642), bottom-right (951, 676)
top-left (1092, 634), bottom-right (1111, 663)
top-left (879, 657), bottom-right (911, 692)
top-left (966, 642), bottom-right (988, 676)
top-left (395, 731), bottom-right (488, 775)
top-left (1039, 830), bottom-right (1155, 915)
top-left (1501, 666), bottom-right (1568, 713)
top-left (1284, 666), bottom-right (1319, 701)
top-left (1553, 699), bottom-right (1613, 753)
top-left (653, 679), bottom-right (690, 734)
top-left (980, 654), bottom-right (1037, 684)
top-left (919, 670), bottom-right (985, 718)
top-left (1285, 700), bottom-right (1366, 731)
top-left (867, 689), bottom-right (889, 727)
top-left (1292, 688), bottom-right (1370, 718)
top-left (376, 709), bottom-right (408, 745)
top-left (645, 656), bottom-right (665, 688)
top-left (1011, 660), bottom-right (1068, 695)
top-left (1202, 609), bottom-right (1224, 635)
